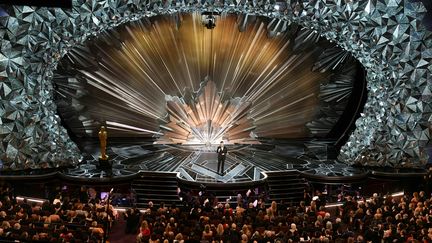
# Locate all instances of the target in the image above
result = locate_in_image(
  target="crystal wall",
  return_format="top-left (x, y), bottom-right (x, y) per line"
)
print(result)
top-left (0, 0), bottom-right (431, 169)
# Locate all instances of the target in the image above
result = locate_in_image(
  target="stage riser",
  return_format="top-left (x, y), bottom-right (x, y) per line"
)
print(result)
top-left (266, 170), bottom-right (308, 205)
top-left (131, 172), bottom-right (180, 207)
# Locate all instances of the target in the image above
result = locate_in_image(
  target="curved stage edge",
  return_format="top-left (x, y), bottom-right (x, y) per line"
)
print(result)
top-left (0, 166), bottom-right (426, 209)
top-left (0, 167), bottom-right (424, 185)
top-left (0, 161), bottom-right (425, 188)
top-left (63, 142), bottom-right (373, 181)
top-left (0, 143), bottom-right (427, 205)
top-left (0, 141), bottom-right (426, 185)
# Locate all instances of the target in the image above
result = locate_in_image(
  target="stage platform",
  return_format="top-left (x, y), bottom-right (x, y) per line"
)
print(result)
top-left (0, 140), bottom-right (426, 208)
top-left (65, 140), bottom-right (368, 183)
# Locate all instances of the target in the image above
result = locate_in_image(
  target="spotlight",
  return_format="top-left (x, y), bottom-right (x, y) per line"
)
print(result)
top-left (202, 13), bottom-right (216, 29)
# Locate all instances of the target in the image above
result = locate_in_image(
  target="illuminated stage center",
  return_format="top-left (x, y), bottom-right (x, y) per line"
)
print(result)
top-left (157, 80), bottom-right (257, 145)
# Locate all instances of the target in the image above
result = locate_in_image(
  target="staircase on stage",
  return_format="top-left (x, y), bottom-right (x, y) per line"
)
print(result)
top-left (60, 140), bottom-right (368, 208)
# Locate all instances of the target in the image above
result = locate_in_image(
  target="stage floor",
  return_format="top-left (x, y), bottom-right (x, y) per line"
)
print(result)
top-left (65, 140), bottom-right (366, 182)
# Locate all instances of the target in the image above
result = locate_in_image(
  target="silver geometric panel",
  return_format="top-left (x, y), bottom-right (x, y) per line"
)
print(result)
top-left (0, 0), bottom-right (431, 169)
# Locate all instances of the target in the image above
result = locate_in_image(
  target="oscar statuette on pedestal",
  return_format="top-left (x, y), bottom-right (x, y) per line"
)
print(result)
top-left (98, 126), bottom-right (111, 169)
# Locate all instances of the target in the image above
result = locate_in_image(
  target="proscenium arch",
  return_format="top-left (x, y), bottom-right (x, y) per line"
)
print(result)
top-left (0, 0), bottom-right (430, 170)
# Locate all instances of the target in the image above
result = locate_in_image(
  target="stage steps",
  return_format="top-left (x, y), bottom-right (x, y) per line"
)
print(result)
top-left (265, 170), bottom-right (307, 206)
top-left (131, 171), bottom-right (181, 208)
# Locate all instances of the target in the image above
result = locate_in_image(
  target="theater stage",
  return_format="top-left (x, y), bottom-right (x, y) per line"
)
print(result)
top-left (65, 139), bottom-right (367, 183)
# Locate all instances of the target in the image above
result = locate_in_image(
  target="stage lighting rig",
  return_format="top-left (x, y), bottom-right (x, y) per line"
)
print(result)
top-left (202, 12), bottom-right (217, 29)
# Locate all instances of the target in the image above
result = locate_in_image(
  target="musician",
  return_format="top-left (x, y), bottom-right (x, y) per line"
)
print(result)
top-left (216, 141), bottom-right (227, 175)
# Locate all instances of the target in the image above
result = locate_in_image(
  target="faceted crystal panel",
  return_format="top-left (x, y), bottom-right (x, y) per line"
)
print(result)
top-left (0, 0), bottom-right (430, 169)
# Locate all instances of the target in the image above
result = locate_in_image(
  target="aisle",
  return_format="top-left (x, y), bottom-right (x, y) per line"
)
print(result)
top-left (108, 213), bottom-right (138, 243)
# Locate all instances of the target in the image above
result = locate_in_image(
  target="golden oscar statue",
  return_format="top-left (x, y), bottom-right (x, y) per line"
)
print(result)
top-left (98, 126), bottom-right (108, 160)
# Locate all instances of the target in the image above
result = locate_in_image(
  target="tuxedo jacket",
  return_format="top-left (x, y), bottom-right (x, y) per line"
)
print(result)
top-left (216, 146), bottom-right (228, 158)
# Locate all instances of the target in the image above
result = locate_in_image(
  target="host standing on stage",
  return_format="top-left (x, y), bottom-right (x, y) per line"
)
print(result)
top-left (216, 141), bottom-right (227, 175)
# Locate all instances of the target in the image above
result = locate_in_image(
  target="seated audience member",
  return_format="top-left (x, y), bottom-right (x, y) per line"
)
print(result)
top-left (3, 184), bottom-right (432, 243)
top-left (201, 224), bottom-right (213, 241)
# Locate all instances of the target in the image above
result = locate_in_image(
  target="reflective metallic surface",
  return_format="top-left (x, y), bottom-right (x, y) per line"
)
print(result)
top-left (0, 0), bottom-right (430, 169)
top-left (65, 141), bottom-right (366, 181)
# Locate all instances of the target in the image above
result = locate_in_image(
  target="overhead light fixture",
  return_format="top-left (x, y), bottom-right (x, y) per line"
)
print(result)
top-left (202, 12), bottom-right (217, 29)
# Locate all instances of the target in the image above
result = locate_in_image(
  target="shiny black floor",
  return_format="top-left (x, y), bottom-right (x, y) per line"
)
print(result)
top-left (64, 140), bottom-right (367, 182)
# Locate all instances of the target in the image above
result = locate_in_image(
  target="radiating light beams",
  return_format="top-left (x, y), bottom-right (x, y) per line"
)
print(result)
top-left (55, 13), bottom-right (336, 140)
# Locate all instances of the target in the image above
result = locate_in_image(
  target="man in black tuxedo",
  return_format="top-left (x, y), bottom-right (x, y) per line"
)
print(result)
top-left (216, 141), bottom-right (227, 175)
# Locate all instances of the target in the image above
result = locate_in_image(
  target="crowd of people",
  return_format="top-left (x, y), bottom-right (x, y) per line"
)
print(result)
top-left (0, 180), bottom-right (431, 242)
top-left (128, 189), bottom-right (432, 243)
top-left (0, 185), bottom-right (115, 242)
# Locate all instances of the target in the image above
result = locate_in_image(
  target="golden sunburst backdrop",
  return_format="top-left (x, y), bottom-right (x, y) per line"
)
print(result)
top-left (54, 13), bottom-right (359, 144)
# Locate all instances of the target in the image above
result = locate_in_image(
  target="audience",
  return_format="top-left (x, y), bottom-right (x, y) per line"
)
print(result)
top-left (134, 189), bottom-right (432, 243)
top-left (0, 185), bottom-right (114, 242)
top-left (1, 181), bottom-right (432, 243)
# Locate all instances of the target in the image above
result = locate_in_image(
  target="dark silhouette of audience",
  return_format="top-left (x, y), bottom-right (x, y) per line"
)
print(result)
top-left (0, 185), bottom-right (114, 242)
top-left (1, 183), bottom-right (432, 243)
top-left (133, 189), bottom-right (432, 243)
